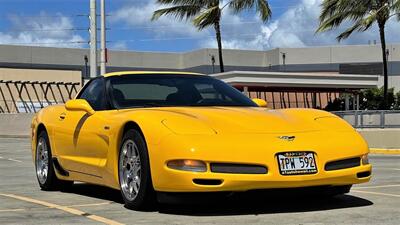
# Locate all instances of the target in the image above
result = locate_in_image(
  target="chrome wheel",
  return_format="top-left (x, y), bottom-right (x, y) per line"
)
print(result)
top-left (119, 139), bottom-right (141, 202)
top-left (36, 137), bottom-right (49, 185)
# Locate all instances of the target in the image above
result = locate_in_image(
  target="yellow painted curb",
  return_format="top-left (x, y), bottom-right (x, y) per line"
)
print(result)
top-left (369, 148), bottom-right (400, 155)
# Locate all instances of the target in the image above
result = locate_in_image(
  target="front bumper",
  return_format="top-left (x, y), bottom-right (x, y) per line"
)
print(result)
top-left (154, 163), bottom-right (371, 192)
top-left (148, 131), bottom-right (372, 192)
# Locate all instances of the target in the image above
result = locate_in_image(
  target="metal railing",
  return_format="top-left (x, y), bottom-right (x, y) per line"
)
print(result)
top-left (333, 110), bottom-right (400, 128)
top-left (0, 80), bottom-right (81, 113)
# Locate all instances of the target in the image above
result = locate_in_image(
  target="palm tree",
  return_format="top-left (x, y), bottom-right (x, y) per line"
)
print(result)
top-left (316, 0), bottom-right (400, 109)
top-left (152, 0), bottom-right (271, 73)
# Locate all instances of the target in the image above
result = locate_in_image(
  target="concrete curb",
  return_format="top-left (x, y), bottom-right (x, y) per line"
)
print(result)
top-left (370, 148), bottom-right (400, 155)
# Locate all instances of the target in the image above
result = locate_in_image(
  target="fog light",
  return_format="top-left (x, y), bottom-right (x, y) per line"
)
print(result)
top-left (361, 154), bottom-right (369, 165)
top-left (167, 160), bottom-right (207, 172)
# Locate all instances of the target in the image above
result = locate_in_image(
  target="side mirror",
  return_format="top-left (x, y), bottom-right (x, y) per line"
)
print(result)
top-left (65, 99), bottom-right (95, 115)
top-left (252, 98), bottom-right (268, 107)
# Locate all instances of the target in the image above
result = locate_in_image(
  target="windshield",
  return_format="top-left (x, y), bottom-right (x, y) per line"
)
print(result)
top-left (108, 74), bottom-right (257, 108)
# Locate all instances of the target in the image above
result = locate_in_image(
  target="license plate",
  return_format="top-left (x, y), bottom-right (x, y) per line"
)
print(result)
top-left (277, 152), bottom-right (317, 175)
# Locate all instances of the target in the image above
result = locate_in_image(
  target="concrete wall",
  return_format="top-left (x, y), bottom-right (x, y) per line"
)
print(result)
top-left (358, 129), bottom-right (400, 149)
top-left (0, 68), bottom-right (82, 83)
top-left (0, 44), bottom-right (399, 90)
top-left (0, 113), bottom-right (33, 137)
top-left (1, 44), bottom-right (400, 72)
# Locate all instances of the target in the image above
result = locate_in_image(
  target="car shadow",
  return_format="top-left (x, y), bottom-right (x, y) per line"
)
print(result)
top-left (157, 191), bottom-right (373, 216)
top-left (63, 183), bottom-right (373, 216)
top-left (62, 182), bottom-right (124, 204)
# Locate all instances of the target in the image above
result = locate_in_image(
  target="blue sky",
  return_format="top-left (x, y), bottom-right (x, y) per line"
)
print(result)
top-left (0, 0), bottom-right (399, 52)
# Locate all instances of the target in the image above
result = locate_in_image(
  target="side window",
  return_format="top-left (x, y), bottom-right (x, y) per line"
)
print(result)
top-left (78, 78), bottom-right (108, 111)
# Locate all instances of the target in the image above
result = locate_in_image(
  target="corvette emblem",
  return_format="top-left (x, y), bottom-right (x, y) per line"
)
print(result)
top-left (278, 136), bottom-right (296, 141)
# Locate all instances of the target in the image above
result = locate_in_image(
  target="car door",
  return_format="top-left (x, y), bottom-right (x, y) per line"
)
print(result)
top-left (55, 77), bottom-right (110, 178)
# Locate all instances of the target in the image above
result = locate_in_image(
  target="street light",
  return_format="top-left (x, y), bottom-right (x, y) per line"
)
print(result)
top-left (280, 52), bottom-right (286, 71)
top-left (84, 55), bottom-right (89, 86)
top-left (210, 54), bottom-right (216, 73)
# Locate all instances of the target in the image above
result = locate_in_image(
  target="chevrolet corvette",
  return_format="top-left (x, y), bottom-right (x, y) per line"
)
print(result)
top-left (31, 71), bottom-right (371, 210)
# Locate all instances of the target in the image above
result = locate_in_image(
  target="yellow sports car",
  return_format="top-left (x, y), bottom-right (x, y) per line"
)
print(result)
top-left (31, 71), bottom-right (371, 210)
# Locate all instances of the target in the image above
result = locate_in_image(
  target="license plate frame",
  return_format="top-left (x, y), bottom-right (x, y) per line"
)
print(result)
top-left (277, 152), bottom-right (318, 175)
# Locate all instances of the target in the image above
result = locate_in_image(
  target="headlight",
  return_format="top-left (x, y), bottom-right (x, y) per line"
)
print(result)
top-left (361, 154), bottom-right (369, 165)
top-left (167, 159), bottom-right (207, 172)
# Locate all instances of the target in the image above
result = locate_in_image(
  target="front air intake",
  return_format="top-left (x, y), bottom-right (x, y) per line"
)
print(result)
top-left (193, 179), bottom-right (223, 186)
top-left (325, 157), bottom-right (360, 171)
top-left (210, 163), bottom-right (268, 174)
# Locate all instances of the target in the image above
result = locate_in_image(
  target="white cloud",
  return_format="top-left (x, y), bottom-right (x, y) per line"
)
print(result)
top-left (110, 40), bottom-right (128, 50)
top-left (111, 0), bottom-right (208, 38)
top-left (0, 12), bottom-right (85, 48)
top-left (202, 0), bottom-right (400, 50)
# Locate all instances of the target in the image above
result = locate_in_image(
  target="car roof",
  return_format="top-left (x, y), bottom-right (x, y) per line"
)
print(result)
top-left (103, 71), bottom-right (204, 77)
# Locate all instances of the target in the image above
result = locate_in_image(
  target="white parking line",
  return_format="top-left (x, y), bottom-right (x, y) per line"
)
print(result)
top-left (373, 167), bottom-right (400, 171)
top-left (67, 202), bottom-right (112, 207)
top-left (7, 158), bottom-right (23, 163)
top-left (0, 155), bottom-right (23, 163)
top-left (0, 208), bottom-right (25, 212)
top-left (352, 190), bottom-right (400, 198)
top-left (353, 184), bottom-right (400, 190)
top-left (0, 193), bottom-right (124, 225)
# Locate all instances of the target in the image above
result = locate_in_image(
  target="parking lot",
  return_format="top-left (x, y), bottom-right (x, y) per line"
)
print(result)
top-left (0, 137), bottom-right (399, 225)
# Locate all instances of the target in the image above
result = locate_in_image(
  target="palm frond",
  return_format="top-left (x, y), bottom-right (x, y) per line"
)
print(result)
top-left (227, 0), bottom-right (271, 22)
top-left (336, 21), bottom-right (365, 41)
top-left (393, 0), bottom-right (400, 11)
top-left (256, 0), bottom-right (271, 22)
top-left (228, 0), bottom-right (255, 12)
top-left (317, 10), bottom-right (354, 32)
top-left (156, 0), bottom-right (209, 6)
top-left (193, 5), bottom-right (220, 30)
top-left (151, 5), bottom-right (202, 21)
top-left (317, 0), bottom-right (385, 40)
top-left (336, 13), bottom-right (376, 41)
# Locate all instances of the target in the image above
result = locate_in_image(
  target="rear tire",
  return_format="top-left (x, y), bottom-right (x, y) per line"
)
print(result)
top-left (35, 130), bottom-right (73, 191)
top-left (118, 129), bottom-right (156, 210)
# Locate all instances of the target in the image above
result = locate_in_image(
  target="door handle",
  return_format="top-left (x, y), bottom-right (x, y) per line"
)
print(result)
top-left (59, 113), bottom-right (66, 120)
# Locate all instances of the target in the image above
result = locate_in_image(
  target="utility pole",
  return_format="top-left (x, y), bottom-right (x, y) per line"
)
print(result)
top-left (89, 0), bottom-right (97, 78)
top-left (100, 0), bottom-right (107, 75)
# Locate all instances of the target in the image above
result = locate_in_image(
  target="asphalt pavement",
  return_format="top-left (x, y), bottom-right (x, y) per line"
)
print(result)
top-left (0, 137), bottom-right (399, 225)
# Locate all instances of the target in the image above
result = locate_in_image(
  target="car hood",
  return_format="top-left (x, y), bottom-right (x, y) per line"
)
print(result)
top-left (130, 107), bottom-right (334, 134)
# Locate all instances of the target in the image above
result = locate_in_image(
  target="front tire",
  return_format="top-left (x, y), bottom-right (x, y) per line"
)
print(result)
top-left (35, 130), bottom-right (72, 191)
top-left (118, 129), bottom-right (156, 210)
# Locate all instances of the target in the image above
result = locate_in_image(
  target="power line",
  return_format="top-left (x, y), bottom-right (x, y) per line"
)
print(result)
top-left (3, 28), bottom-right (88, 32)
top-left (110, 33), bottom-right (271, 43)
top-left (0, 41), bottom-right (88, 45)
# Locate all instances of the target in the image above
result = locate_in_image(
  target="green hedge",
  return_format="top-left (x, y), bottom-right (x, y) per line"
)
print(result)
top-left (324, 88), bottom-right (400, 111)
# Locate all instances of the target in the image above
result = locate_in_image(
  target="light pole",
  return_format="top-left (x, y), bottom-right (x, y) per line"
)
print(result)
top-left (84, 55), bottom-right (88, 82)
top-left (100, 0), bottom-right (107, 75)
top-left (89, 0), bottom-right (97, 78)
top-left (280, 52), bottom-right (286, 71)
top-left (210, 55), bottom-right (216, 73)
